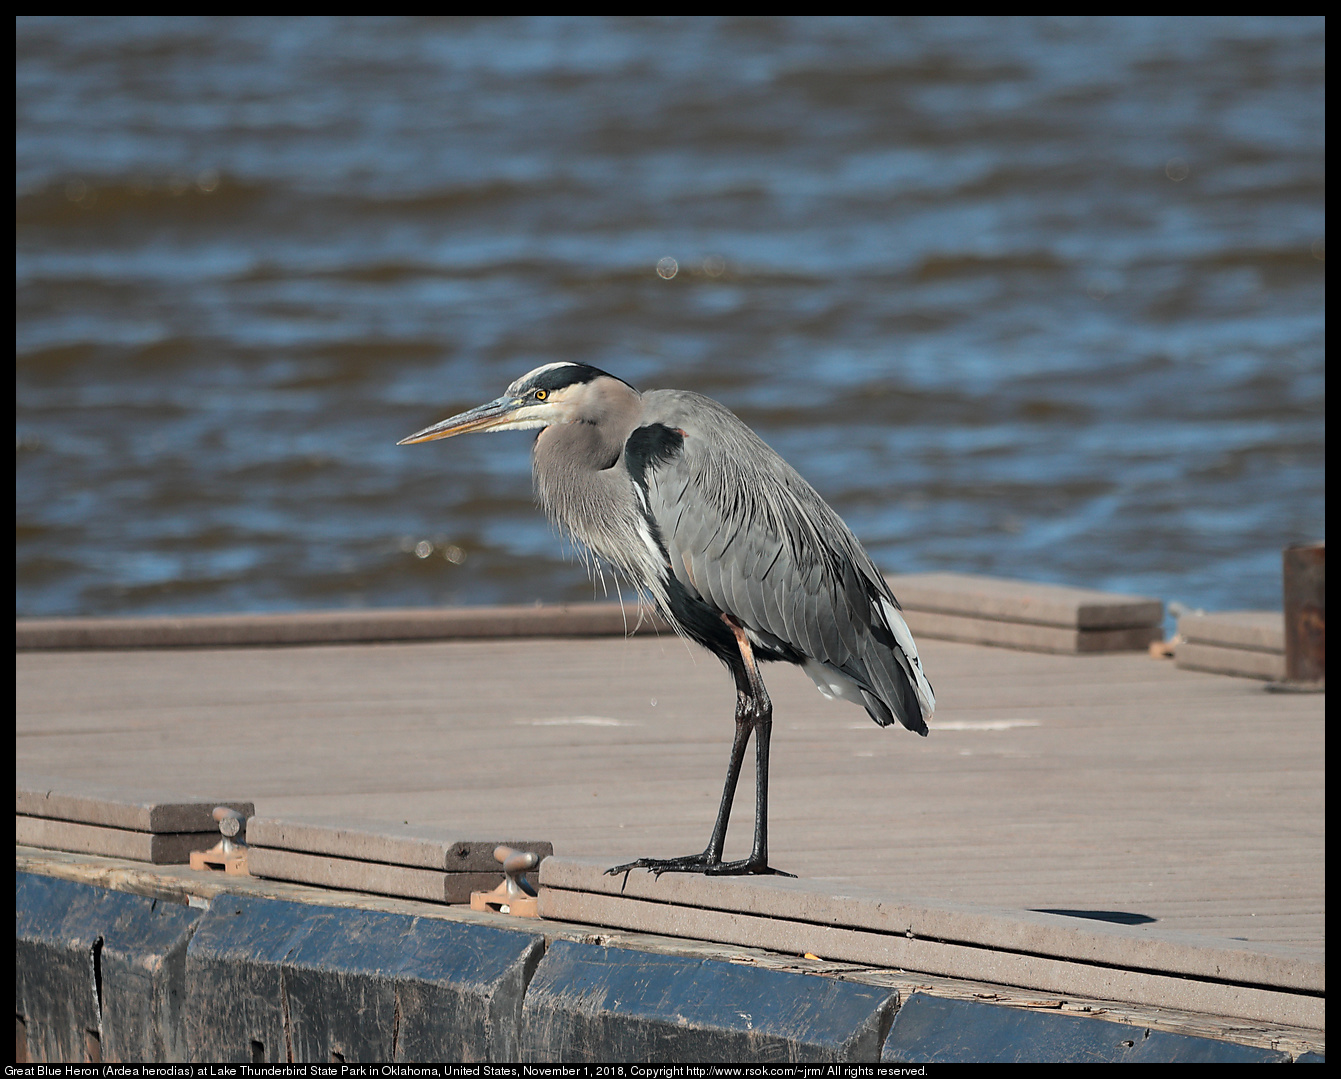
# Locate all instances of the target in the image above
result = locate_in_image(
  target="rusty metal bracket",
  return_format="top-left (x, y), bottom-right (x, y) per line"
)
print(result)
top-left (469, 845), bottom-right (540, 917)
top-left (1269, 542), bottom-right (1325, 693)
top-left (189, 806), bottom-right (250, 875)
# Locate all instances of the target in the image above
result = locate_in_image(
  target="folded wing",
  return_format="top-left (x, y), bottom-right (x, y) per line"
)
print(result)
top-left (631, 390), bottom-right (934, 735)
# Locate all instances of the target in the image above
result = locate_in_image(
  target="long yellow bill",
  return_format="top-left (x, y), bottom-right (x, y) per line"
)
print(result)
top-left (397, 395), bottom-right (523, 444)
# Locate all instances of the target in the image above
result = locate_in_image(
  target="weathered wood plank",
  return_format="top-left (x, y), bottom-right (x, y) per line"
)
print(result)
top-left (539, 857), bottom-right (1322, 991)
top-left (538, 887), bottom-right (1321, 1030)
top-left (1178, 611), bottom-right (1285, 652)
top-left (901, 610), bottom-right (1161, 653)
top-left (248, 816), bottom-right (550, 871)
top-left (16, 817), bottom-right (220, 865)
top-left (16, 777), bottom-right (252, 834)
top-left (14, 603), bottom-right (671, 650)
top-left (246, 848), bottom-right (504, 903)
top-left (1175, 642), bottom-right (1286, 681)
top-left (886, 573), bottom-right (1163, 629)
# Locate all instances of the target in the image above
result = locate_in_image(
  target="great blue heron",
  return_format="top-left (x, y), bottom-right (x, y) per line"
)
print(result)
top-left (400, 362), bottom-right (934, 876)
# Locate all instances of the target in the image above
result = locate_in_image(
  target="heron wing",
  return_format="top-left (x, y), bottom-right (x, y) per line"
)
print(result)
top-left (631, 390), bottom-right (934, 733)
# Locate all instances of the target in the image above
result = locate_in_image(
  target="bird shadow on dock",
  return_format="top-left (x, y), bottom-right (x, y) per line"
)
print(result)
top-left (1032, 909), bottom-right (1157, 926)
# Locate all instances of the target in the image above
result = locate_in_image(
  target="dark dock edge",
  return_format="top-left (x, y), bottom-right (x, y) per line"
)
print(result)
top-left (15, 847), bottom-right (1323, 1065)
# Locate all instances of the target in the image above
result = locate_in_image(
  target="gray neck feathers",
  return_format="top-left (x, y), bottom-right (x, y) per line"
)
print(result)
top-left (531, 378), bottom-right (667, 606)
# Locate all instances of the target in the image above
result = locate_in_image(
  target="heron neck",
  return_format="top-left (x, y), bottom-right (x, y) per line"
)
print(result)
top-left (533, 377), bottom-right (641, 475)
top-left (531, 379), bottom-right (647, 569)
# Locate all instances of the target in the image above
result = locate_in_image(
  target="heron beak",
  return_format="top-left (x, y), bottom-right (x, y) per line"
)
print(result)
top-left (398, 395), bottom-right (525, 444)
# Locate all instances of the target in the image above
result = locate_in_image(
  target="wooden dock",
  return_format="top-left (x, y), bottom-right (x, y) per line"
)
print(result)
top-left (16, 607), bottom-right (1323, 957)
top-left (15, 588), bottom-right (1327, 1060)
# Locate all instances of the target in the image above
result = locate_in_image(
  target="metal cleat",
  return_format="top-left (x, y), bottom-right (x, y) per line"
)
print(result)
top-left (189, 806), bottom-right (250, 875)
top-left (469, 845), bottom-right (540, 917)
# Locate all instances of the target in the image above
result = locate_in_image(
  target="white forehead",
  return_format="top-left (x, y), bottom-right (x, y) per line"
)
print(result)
top-left (506, 362), bottom-right (582, 395)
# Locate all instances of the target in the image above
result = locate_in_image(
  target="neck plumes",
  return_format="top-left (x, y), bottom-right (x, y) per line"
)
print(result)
top-left (531, 377), bottom-right (668, 607)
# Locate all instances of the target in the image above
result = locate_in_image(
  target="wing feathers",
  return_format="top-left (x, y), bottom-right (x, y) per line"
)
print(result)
top-left (636, 390), bottom-right (933, 732)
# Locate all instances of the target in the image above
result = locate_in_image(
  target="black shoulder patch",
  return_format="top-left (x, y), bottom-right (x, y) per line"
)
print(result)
top-left (624, 423), bottom-right (684, 488)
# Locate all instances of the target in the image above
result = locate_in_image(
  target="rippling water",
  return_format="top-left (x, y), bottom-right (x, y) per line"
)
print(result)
top-left (16, 17), bottom-right (1325, 621)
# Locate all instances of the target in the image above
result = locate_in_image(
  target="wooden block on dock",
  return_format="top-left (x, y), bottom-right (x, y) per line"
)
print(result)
top-left (1175, 611), bottom-right (1285, 681)
top-left (17, 775), bottom-right (253, 834)
top-left (15, 776), bottom-right (253, 864)
top-left (15, 817), bottom-right (221, 865)
top-left (540, 857), bottom-right (1322, 1030)
top-left (15, 603), bottom-right (671, 650)
top-left (245, 848), bottom-right (503, 904)
top-left (246, 816), bottom-right (551, 904)
top-left (886, 574), bottom-right (1164, 654)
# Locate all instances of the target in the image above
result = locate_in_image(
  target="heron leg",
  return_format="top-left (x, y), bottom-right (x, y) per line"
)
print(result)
top-left (704, 619), bottom-right (793, 876)
top-left (702, 699), bottom-right (755, 862)
top-left (606, 704), bottom-right (752, 878)
top-left (607, 615), bottom-right (794, 879)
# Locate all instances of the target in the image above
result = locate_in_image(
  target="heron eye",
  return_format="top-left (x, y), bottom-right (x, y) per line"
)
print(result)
top-left (534, 389), bottom-right (548, 401)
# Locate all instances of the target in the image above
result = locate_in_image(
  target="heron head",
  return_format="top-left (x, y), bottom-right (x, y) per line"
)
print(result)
top-left (398, 362), bottom-right (636, 445)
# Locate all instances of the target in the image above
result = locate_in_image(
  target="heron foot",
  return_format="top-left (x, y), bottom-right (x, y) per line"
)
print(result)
top-left (606, 853), bottom-right (715, 878)
top-left (705, 858), bottom-right (796, 878)
top-left (605, 854), bottom-right (795, 879)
